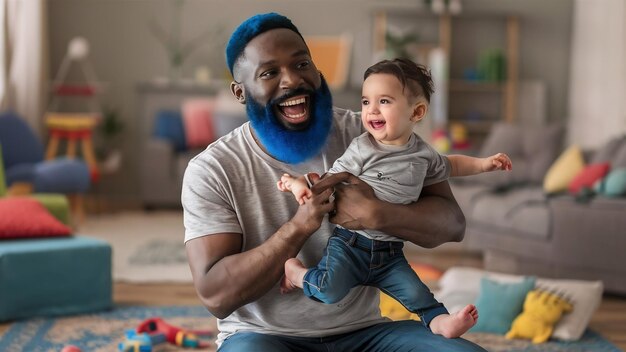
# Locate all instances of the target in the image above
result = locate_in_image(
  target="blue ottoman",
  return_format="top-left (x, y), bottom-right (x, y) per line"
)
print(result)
top-left (0, 236), bottom-right (112, 322)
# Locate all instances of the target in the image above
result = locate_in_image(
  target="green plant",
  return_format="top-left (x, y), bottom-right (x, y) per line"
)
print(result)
top-left (385, 31), bottom-right (419, 59)
top-left (99, 107), bottom-right (124, 142)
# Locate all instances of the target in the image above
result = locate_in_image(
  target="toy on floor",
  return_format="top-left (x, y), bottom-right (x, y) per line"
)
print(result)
top-left (136, 317), bottom-right (213, 348)
top-left (61, 345), bottom-right (82, 352)
top-left (118, 330), bottom-right (166, 352)
top-left (506, 289), bottom-right (573, 344)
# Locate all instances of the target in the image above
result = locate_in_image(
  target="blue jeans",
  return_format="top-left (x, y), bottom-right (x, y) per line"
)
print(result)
top-left (303, 227), bottom-right (448, 326)
top-left (218, 320), bottom-right (487, 351)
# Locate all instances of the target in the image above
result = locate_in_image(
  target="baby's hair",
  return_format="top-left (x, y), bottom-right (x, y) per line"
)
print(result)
top-left (364, 58), bottom-right (434, 103)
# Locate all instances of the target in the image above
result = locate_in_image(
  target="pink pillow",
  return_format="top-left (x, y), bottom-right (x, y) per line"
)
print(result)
top-left (0, 198), bottom-right (72, 239)
top-left (182, 99), bottom-right (215, 149)
top-left (568, 162), bottom-right (611, 195)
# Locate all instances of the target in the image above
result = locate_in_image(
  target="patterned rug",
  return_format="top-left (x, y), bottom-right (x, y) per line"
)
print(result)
top-left (80, 211), bottom-right (192, 283)
top-left (0, 306), bottom-right (216, 352)
top-left (0, 306), bottom-right (620, 352)
top-left (464, 331), bottom-right (622, 352)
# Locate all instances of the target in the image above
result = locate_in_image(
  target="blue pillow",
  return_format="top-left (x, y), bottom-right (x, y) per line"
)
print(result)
top-left (153, 110), bottom-right (186, 152)
top-left (470, 276), bottom-right (536, 334)
top-left (595, 167), bottom-right (626, 197)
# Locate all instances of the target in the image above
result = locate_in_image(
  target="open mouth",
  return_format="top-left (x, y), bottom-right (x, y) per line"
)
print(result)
top-left (369, 120), bottom-right (386, 130)
top-left (276, 95), bottom-right (309, 125)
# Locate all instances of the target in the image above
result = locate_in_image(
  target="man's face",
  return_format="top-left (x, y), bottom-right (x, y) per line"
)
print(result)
top-left (230, 28), bottom-right (334, 164)
top-left (234, 28), bottom-right (322, 131)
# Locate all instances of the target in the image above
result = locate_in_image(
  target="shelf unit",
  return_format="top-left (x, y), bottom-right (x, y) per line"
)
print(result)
top-left (373, 9), bottom-right (519, 147)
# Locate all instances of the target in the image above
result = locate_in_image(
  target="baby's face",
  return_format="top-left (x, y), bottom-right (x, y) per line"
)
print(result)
top-left (361, 73), bottom-right (419, 146)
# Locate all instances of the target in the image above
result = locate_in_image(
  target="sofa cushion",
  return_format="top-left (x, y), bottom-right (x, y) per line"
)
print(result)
top-left (508, 199), bottom-right (551, 239)
top-left (595, 167), bottom-right (626, 197)
top-left (475, 123), bottom-right (563, 188)
top-left (153, 110), bottom-right (186, 152)
top-left (436, 267), bottom-right (603, 341)
top-left (471, 187), bottom-right (549, 239)
top-left (568, 162), bottom-right (610, 195)
top-left (613, 140), bottom-right (626, 169)
top-left (0, 198), bottom-right (71, 239)
top-left (543, 145), bottom-right (586, 194)
top-left (590, 135), bottom-right (625, 164)
top-left (522, 124), bottom-right (564, 183)
top-left (479, 122), bottom-right (524, 157)
top-left (0, 236), bottom-right (112, 321)
top-left (182, 99), bottom-right (215, 149)
top-left (471, 276), bottom-right (536, 334)
top-left (449, 182), bottom-right (492, 214)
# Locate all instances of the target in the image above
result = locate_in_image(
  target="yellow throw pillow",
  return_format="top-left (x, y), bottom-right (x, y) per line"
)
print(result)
top-left (543, 145), bottom-right (585, 193)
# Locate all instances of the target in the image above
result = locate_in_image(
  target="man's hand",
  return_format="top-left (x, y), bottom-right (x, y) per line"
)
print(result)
top-left (289, 182), bottom-right (335, 235)
top-left (311, 172), bottom-right (379, 230)
top-left (312, 173), bottom-right (465, 248)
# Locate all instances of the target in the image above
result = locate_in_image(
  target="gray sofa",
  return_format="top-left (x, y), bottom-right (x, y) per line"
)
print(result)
top-left (137, 83), bottom-right (246, 208)
top-left (450, 123), bottom-right (626, 295)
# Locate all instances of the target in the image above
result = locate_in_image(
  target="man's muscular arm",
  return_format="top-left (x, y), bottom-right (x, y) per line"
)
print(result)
top-left (313, 172), bottom-right (465, 248)
top-left (186, 187), bottom-right (335, 319)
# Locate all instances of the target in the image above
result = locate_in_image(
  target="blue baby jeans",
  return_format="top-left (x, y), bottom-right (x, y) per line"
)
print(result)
top-left (303, 227), bottom-right (448, 326)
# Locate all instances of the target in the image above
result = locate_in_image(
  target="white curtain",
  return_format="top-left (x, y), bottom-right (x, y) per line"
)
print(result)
top-left (0, 0), bottom-right (48, 135)
top-left (567, 0), bottom-right (626, 148)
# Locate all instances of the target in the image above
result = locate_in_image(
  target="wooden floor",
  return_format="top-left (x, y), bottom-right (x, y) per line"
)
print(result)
top-left (1, 250), bottom-right (625, 350)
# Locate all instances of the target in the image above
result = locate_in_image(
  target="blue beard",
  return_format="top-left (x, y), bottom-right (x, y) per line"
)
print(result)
top-left (246, 76), bottom-right (333, 164)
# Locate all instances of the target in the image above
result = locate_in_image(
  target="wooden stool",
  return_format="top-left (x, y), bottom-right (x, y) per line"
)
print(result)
top-left (45, 112), bottom-right (100, 182)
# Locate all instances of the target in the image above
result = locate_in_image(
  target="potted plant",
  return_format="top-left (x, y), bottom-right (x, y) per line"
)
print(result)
top-left (96, 106), bottom-right (124, 174)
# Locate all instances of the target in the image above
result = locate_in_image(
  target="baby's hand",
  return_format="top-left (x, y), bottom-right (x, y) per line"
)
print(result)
top-left (482, 153), bottom-right (512, 172)
top-left (277, 174), bottom-right (292, 193)
top-left (277, 174), bottom-right (312, 205)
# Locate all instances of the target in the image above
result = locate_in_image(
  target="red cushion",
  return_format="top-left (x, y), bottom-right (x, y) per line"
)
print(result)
top-left (0, 198), bottom-right (71, 239)
top-left (568, 162), bottom-right (611, 195)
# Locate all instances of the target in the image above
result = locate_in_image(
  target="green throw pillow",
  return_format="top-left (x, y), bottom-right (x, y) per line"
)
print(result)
top-left (470, 276), bottom-right (536, 334)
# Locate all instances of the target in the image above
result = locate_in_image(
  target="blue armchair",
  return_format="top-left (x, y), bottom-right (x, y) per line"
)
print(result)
top-left (0, 112), bottom-right (90, 194)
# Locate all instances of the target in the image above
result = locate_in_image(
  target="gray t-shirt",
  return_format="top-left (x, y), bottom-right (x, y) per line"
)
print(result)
top-left (328, 132), bottom-right (451, 241)
top-left (182, 108), bottom-right (387, 345)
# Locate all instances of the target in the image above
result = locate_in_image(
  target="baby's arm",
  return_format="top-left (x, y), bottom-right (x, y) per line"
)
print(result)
top-left (276, 173), bottom-right (314, 205)
top-left (447, 153), bottom-right (512, 177)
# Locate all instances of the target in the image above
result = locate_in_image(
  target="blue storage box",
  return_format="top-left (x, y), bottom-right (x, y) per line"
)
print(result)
top-left (0, 236), bottom-right (112, 322)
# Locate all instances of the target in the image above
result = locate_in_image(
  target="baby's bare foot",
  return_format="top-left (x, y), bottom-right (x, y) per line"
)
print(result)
top-left (430, 304), bottom-right (478, 338)
top-left (280, 258), bottom-right (307, 294)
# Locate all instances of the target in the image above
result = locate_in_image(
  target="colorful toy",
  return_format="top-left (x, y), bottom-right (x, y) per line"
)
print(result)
top-left (432, 128), bottom-right (451, 153)
top-left (118, 330), bottom-right (166, 352)
top-left (136, 317), bottom-right (213, 348)
top-left (506, 289), bottom-right (573, 344)
top-left (450, 122), bottom-right (471, 150)
top-left (61, 345), bottom-right (82, 352)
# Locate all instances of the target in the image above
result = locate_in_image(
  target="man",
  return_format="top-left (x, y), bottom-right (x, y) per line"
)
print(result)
top-left (183, 12), bottom-right (486, 351)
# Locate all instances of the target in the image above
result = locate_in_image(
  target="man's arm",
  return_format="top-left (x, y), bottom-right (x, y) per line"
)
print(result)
top-left (186, 186), bottom-right (335, 319)
top-left (313, 172), bottom-right (465, 248)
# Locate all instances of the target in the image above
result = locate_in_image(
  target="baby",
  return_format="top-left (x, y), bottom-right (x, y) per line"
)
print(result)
top-left (277, 58), bottom-right (511, 338)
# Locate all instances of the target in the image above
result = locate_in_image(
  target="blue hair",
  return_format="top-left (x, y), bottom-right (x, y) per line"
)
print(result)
top-left (226, 13), bottom-right (303, 75)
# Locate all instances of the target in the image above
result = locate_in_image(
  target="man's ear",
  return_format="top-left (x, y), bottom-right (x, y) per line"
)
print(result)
top-left (411, 101), bottom-right (428, 122)
top-left (230, 81), bottom-right (246, 104)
